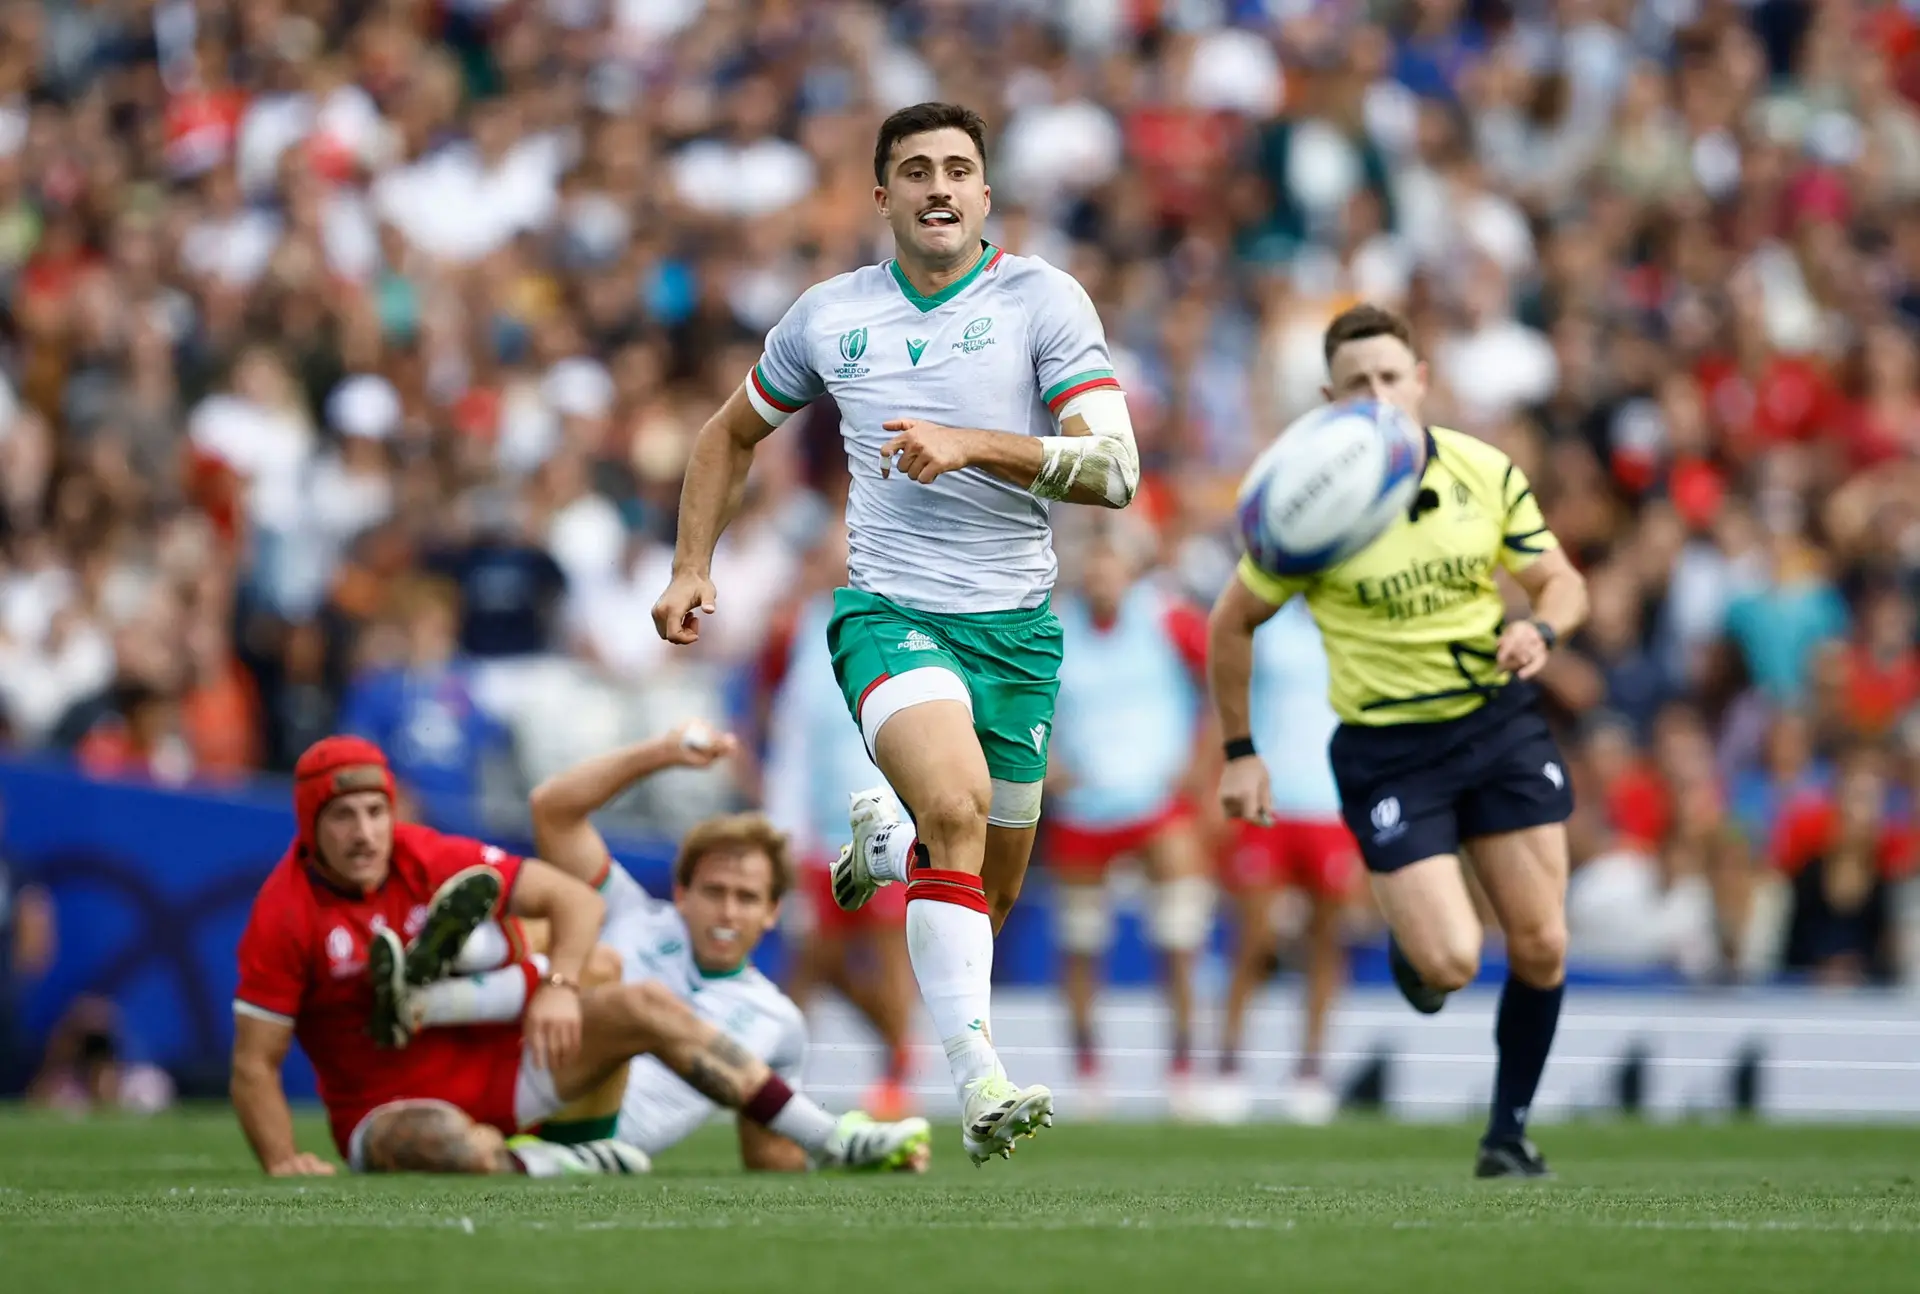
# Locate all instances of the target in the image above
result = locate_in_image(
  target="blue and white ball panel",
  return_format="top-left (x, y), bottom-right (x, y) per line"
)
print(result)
top-left (1236, 400), bottom-right (1425, 577)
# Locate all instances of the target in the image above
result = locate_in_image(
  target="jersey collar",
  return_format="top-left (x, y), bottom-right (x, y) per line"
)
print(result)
top-left (694, 959), bottom-right (748, 980)
top-left (1407, 427), bottom-right (1443, 523)
top-left (887, 241), bottom-right (1002, 313)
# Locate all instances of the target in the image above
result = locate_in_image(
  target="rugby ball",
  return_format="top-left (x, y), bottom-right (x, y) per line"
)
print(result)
top-left (1236, 400), bottom-right (1426, 575)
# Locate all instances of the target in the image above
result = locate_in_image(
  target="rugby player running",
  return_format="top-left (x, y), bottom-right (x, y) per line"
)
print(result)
top-left (1208, 305), bottom-right (1588, 1177)
top-left (652, 102), bottom-right (1140, 1163)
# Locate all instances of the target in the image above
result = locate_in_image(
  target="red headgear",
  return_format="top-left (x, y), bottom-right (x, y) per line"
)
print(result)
top-left (293, 735), bottom-right (396, 856)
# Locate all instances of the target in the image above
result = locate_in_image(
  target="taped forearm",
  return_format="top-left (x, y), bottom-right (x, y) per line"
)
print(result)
top-left (1030, 389), bottom-right (1138, 507)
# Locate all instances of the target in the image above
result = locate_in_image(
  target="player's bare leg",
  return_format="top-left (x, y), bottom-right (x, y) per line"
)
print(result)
top-left (1288, 891), bottom-right (1345, 1125)
top-left (1054, 873), bottom-right (1109, 1104)
top-left (1462, 823), bottom-right (1569, 1178)
top-left (1141, 819), bottom-right (1210, 1114)
top-left (356, 1099), bottom-right (646, 1177)
top-left (841, 927), bottom-right (917, 1117)
top-left (792, 926), bottom-right (915, 1118)
top-left (1370, 854), bottom-right (1484, 1013)
top-left (871, 700), bottom-right (1053, 1163)
top-left (981, 824), bottom-right (1037, 934)
top-left (1220, 882), bottom-right (1277, 1092)
top-left (551, 980), bottom-right (930, 1171)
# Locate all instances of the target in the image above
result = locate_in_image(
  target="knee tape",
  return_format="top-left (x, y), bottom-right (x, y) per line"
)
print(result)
top-left (1056, 884), bottom-right (1114, 954)
top-left (1149, 877), bottom-right (1215, 952)
top-left (988, 778), bottom-right (1043, 828)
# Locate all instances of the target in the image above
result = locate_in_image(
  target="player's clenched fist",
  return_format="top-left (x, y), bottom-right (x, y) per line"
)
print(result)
top-left (652, 570), bottom-right (718, 644)
top-left (1218, 755), bottom-right (1274, 827)
top-left (880, 419), bottom-right (974, 484)
top-left (267, 1153), bottom-right (337, 1176)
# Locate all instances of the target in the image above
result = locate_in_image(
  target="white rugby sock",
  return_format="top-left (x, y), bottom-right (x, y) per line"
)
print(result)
top-left (763, 1089), bottom-right (841, 1153)
top-left (866, 823), bottom-right (917, 884)
top-left (413, 960), bottom-right (541, 1026)
top-left (452, 922), bottom-right (513, 974)
top-left (904, 870), bottom-right (1003, 1091)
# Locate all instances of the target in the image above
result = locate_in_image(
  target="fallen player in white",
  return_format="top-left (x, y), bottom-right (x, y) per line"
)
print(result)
top-left (383, 722), bottom-right (930, 1172)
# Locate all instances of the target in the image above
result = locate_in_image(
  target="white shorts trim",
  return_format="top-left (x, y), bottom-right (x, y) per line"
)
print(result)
top-left (514, 1053), bottom-right (564, 1129)
top-left (858, 666), bottom-right (972, 760)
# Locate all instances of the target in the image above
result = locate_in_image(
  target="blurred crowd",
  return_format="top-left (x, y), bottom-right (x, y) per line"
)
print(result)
top-left (0, 0), bottom-right (1916, 987)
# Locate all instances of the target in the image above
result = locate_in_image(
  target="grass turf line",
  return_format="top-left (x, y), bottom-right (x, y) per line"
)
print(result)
top-left (2, 1110), bottom-right (1917, 1293)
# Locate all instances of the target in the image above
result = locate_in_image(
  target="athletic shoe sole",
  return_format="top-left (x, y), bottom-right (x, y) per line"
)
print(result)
top-left (405, 866), bottom-right (503, 986)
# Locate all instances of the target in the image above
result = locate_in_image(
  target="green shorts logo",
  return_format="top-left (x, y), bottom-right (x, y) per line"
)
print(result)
top-left (954, 316), bottom-right (995, 354)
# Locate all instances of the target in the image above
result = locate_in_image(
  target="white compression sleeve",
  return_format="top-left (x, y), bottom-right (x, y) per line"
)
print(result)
top-left (1030, 389), bottom-right (1138, 507)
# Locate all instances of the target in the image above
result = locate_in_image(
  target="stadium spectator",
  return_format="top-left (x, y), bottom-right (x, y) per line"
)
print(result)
top-left (1771, 745), bottom-right (1917, 986)
top-left (339, 576), bottom-right (508, 829)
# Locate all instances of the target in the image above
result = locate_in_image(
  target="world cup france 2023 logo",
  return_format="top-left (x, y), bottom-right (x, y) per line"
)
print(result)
top-left (836, 327), bottom-right (870, 379)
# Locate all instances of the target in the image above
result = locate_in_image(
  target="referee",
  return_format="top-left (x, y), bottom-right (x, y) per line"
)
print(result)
top-left (1208, 305), bottom-right (1589, 1178)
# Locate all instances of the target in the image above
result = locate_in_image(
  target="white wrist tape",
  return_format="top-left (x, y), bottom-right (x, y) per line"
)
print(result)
top-left (1030, 389), bottom-right (1139, 506)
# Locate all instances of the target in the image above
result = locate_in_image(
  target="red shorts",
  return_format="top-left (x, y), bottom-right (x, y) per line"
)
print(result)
top-left (800, 858), bottom-right (907, 936)
top-left (326, 1025), bottom-right (526, 1159)
top-left (1225, 818), bottom-right (1358, 898)
top-left (1047, 800), bottom-right (1192, 878)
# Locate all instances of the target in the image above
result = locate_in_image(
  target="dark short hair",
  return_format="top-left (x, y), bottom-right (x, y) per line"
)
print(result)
top-left (1323, 303), bottom-right (1418, 370)
top-left (673, 812), bottom-right (794, 903)
top-left (874, 102), bottom-right (988, 185)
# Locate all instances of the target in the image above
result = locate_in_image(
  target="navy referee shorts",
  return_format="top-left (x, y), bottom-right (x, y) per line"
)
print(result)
top-left (1328, 683), bottom-right (1573, 875)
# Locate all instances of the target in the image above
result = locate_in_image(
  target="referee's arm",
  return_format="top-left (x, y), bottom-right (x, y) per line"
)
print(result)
top-left (1207, 571), bottom-right (1289, 824)
top-left (1496, 548), bottom-right (1589, 679)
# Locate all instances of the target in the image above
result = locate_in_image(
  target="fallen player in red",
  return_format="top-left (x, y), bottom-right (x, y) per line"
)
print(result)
top-left (229, 735), bottom-right (926, 1175)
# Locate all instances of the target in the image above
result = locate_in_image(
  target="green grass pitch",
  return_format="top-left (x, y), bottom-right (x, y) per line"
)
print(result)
top-left (3, 1110), bottom-right (1918, 1293)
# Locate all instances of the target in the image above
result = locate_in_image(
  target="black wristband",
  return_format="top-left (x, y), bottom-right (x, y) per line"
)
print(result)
top-left (1531, 619), bottom-right (1559, 651)
top-left (1224, 736), bottom-right (1258, 761)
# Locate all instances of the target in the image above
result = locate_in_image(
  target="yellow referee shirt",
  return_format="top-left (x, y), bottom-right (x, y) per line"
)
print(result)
top-left (1237, 426), bottom-right (1559, 726)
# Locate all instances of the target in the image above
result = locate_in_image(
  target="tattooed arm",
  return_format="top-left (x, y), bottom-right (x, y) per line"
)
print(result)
top-left (358, 1101), bottom-right (517, 1175)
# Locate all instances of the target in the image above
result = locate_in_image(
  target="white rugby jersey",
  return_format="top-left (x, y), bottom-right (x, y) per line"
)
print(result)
top-left (746, 244), bottom-right (1121, 614)
top-left (597, 867), bottom-right (808, 1155)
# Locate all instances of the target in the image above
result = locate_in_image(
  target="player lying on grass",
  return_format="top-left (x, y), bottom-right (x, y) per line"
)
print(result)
top-left (653, 99), bottom-right (1140, 1163)
top-left (1209, 305), bottom-right (1588, 1178)
top-left (230, 736), bottom-right (922, 1176)
top-left (380, 724), bottom-right (930, 1173)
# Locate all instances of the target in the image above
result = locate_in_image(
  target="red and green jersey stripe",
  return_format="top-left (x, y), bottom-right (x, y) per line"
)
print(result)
top-left (1043, 368), bottom-right (1121, 413)
top-left (750, 364), bottom-right (805, 414)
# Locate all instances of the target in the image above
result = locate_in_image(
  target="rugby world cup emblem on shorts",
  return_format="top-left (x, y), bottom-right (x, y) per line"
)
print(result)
top-left (1370, 795), bottom-right (1407, 845)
